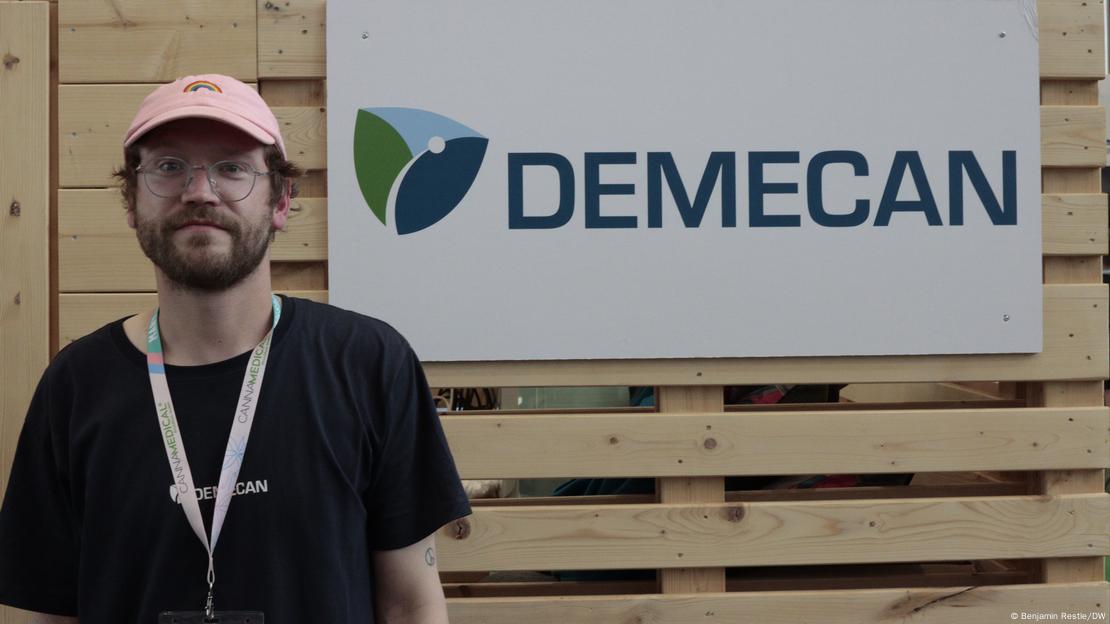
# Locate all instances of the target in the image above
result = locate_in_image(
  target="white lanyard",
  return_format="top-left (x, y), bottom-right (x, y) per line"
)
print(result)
top-left (146, 295), bottom-right (281, 615)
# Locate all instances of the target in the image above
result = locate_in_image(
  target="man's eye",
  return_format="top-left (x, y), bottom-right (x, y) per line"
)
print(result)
top-left (216, 162), bottom-right (249, 176)
top-left (155, 160), bottom-right (185, 174)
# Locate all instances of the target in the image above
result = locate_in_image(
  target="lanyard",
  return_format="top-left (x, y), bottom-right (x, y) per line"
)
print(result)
top-left (146, 295), bottom-right (281, 616)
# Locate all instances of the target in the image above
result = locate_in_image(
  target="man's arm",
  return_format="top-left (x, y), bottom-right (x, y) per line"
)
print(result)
top-left (371, 533), bottom-right (449, 624)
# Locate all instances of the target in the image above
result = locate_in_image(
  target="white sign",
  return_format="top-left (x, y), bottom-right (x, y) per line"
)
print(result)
top-left (327, 0), bottom-right (1042, 361)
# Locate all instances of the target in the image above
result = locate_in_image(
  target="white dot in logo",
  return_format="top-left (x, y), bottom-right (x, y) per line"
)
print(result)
top-left (428, 136), bottom-right (446, 154)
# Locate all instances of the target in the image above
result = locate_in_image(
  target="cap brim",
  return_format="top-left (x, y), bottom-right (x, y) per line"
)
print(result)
top-left (124, 105), bottom-right (277, 150)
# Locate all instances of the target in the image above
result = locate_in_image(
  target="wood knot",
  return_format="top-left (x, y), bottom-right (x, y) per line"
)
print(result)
top-left (451, 517), bottom-right (472, 540)
top-left (263, 1), bottom-right (280, 10)
top-left (608, 436), bottom-right (619, 445)
top-left (724, 506), bottom-right (745, 522)
top-left (2, 54), bottom-right (19, 70)
top-left (703, 437), bottom-right (717, 450)
top-left (9, 201), bottom-right (20, 217)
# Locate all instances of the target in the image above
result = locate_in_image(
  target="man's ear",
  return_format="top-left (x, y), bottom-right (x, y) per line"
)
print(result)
top-left (271, 180), bottom-right (292, 232)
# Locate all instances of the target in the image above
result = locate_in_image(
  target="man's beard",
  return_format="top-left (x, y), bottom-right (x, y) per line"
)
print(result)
top-left (135, 205), bottom-right (273, 291)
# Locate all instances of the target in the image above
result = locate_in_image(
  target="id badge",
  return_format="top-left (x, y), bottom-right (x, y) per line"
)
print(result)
top-left (158, 611), bottom-right (264, 623)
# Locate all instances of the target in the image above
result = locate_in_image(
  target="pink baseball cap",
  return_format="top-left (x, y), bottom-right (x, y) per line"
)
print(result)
top-left (123, 74), bottom-right (286, 157)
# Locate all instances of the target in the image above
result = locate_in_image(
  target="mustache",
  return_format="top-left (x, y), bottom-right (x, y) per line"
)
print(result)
top-left (163, 208), bottom-right (239, 234)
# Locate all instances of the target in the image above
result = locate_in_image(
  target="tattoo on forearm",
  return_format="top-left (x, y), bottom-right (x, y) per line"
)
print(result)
top-left (425, 547), bottom-right (436, 566)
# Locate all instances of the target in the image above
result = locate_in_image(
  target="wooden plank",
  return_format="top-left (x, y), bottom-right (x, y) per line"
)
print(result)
top-left (436, 494), bottom-right (1110, 572)
top-left (657, 386), bottom-right (724, 594)
top-left (1042, 106), bottom-right (1106, 167)
top-left (1043, 168), bottom-right (1102, 192)
top-left (58, 290), bottom-right (327, 345)
top-left (260, 79), bottom-right (325, 106)
top-left (446, 582), bottom-right (1108, 624)
top-left (59, 85), bottom-right (323, 187)
top-left (838, 382), bottom-right (999, 403)
top-left (1041, 80), bottom-right (1100, 105)
top-left (424, 284), bottom-right (1108, 386)
top-left (271, 260), bottom-right (327, 290)
top-left (59, 0), bottom-right (256, 83)
top-left (1043, 193), bottom-right (1108, 255)
top-left (0, 0), bottom-right (51, 505)
top-left (1044, 256), bottom-right (1105, 282)
top-left (58, 189), bottom-right (327, 291)
top-left (0, 6), bottom-right (49, 621)
top-left (443, 407), bottom-right (1108, 479)
top-left (274, 105), bottom-right (326, 170)
top-left (1039, 0), bottom-right (1106, 79)
top-left (257, 0), bottom-right (325, 79)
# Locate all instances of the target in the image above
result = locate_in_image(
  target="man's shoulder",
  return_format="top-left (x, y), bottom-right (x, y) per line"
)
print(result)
top-left (286, 297), bottom-right (414, 357)
top-left (51, 319), bottom-right (129, 371)
top-left (35, 318), bottom-right (133, 395)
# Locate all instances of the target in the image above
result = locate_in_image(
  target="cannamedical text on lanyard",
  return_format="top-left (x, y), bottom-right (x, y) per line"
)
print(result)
top-left (146, 294), bottom-right (281, 618)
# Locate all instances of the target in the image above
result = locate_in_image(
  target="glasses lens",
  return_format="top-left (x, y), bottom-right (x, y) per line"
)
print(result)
top-left (142, 157), bottom-right (189, 198)
top-left (210, 161), bottom-right (256, 202)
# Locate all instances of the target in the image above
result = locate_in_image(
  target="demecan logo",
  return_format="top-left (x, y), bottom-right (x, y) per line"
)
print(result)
top-left (353, 108), bottom-right (488, 235)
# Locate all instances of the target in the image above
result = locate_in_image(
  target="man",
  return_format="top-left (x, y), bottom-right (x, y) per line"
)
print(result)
top-left (0, 75), bottom-right (470, 623)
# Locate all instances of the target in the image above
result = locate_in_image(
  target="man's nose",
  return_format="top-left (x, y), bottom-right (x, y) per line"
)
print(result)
top-left (181, 166), bottom-right (219, 203)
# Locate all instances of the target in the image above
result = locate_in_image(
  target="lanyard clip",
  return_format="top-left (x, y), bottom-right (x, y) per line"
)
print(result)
top-left (204, 588), bottom-right (216, 622)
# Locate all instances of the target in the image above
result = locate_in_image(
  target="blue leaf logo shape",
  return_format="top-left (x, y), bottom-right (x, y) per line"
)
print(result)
top-left (353, 108), bottom-right (488, 235)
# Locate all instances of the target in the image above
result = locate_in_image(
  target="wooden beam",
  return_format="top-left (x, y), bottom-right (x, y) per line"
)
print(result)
top-left (443, 407), bottom-right (1107, 479)
top-left (0, 6), bottom-right (51, 621)
top-left (436, 494), bottom-right (1110, 572)
top-left (656, 386), bottom-right (725, 593)
top-left (1043, 193), bottom-right (1108, 255)
top-left (1038, 0), bottom-right (1107, 79)
top-left (1041, 106), bottom-right (1106, 167)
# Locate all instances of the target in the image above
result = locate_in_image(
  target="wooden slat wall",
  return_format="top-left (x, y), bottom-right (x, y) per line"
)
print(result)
top-left (0, 0), bottom-right (1098, 622)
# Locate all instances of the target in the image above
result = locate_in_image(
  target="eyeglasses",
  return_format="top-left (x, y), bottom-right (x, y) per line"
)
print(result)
top-left (135, 156), bottom-right (273, 202)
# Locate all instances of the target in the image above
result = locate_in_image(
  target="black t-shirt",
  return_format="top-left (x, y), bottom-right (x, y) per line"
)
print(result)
top-left (0, 296), bottom-right (471, 623)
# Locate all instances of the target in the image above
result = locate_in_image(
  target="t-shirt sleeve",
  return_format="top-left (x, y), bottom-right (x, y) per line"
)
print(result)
top-left (0, 370), bottom-right (80, 615)
top-left (364, 343), bottom-right (471, 551)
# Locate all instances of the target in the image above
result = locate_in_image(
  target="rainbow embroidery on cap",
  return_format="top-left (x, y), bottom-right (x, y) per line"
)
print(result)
top-left (183, 80), bottom-right (222, 94)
